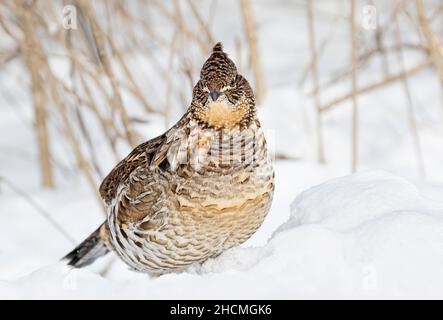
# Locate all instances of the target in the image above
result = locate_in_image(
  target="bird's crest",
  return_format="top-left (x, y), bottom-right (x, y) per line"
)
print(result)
top-left (200, 42), bottom-right (237, 84)
top-left (212, 42), bottom-right (224, 53)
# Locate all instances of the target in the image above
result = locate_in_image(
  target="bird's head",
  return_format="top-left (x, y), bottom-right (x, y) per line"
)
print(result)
top-left (190, 42), bottom-right (255, 130)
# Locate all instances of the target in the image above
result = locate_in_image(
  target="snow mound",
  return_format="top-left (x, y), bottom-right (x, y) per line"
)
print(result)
top-left (287, 170), bottom-right (442, 231)
top-left (3, 171), bottom-right (443, 299)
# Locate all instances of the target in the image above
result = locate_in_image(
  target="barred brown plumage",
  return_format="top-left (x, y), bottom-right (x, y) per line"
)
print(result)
top-left (64, 42), bottom-right (275, 275)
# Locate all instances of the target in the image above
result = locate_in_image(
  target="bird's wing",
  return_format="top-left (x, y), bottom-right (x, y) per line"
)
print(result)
top-left (99, 134), bottom-right (165, 206)
top-left (99, 114), bottom-right (190, 206)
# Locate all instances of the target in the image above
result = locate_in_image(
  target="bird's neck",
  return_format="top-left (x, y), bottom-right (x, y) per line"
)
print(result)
top-left (191, 97), bottom-right (255, 130)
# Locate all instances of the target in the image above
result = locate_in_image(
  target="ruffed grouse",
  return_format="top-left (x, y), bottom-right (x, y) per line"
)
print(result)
top-left (64, 43), bottom-right (275, 274)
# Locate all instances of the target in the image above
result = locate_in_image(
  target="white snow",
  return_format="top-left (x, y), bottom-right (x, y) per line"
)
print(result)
top-left (2, 0), bottom-right (443, 299)
top-left (2, 171), bottom-right (443, 299)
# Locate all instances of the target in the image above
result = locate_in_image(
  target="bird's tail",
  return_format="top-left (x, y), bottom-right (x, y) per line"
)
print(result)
top-left (63, 222), bottom-right (110, 268)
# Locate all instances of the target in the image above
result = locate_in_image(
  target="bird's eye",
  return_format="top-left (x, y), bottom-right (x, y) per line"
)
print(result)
top-left (220, 80), bottom-right (236, 93)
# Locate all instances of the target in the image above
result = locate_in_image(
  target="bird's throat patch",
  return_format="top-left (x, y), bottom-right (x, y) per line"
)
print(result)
top-left (199, 100), bottom-right (248, 129)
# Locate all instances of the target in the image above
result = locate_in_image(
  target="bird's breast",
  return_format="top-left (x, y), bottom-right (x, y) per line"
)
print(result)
top-left (167, 120), bottom-right (274, 211)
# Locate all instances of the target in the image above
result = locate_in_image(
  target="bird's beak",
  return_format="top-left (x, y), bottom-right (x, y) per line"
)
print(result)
top-left (210, 91), bottom-right (221, 102)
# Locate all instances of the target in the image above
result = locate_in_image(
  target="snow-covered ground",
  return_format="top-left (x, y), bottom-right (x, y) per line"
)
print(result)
top-left (1, 0), bottom-right (443, 299)
top-left (3, 171), bottom-right (443, 299)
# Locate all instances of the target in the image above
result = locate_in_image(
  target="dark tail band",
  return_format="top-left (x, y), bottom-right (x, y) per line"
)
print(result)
top-left (63, 222), bottom-right (110, 268)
